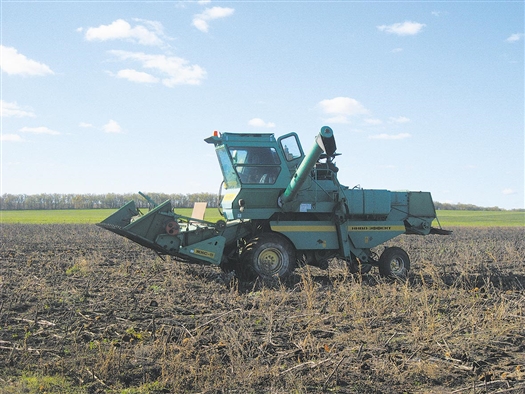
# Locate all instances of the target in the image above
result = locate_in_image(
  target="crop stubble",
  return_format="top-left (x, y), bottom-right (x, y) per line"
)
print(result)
top-left (0, 224), bottom-right (524, 393)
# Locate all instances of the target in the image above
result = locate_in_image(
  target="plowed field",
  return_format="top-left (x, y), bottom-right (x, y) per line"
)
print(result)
top-left (1, 224), bottom-right (524, 393)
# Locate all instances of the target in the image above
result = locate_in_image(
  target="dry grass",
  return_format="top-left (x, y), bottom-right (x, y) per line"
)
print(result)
top-left (0, 224), bottom-right (524, 393)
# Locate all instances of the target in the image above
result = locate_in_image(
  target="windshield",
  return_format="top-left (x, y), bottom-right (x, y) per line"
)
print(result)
top-left (216, 146), bottom-right (241, 189)
top-left (229, 147), bottom-right (281, 184)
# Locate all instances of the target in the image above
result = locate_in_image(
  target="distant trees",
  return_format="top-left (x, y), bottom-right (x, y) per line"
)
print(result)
top-left (433, 202), bottom-right (505, 211)
top-left (1, 193), bottom-right (520, 211)
top-left (0, 193), bottom-right (219, 210)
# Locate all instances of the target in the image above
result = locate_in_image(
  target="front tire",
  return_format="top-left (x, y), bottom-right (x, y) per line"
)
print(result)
top-left (240, 233), bottom-right (296, 281)
top-left (378, 247), bottom-right (410, 279)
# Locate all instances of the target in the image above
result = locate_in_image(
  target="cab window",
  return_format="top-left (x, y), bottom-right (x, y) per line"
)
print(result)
top-left (280, 135), bottom-right (302, 161)
top-left (229, 147), bottom-right (281, 184)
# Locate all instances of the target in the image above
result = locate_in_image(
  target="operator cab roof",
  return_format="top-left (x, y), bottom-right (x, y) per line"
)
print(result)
top-left (205, 131), bottom-right (276, 145)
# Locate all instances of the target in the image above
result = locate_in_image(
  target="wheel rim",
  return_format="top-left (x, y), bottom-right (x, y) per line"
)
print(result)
top-left (389, 256), bottom-right (405, 274)
top-left (256, 247), bottom-right (284, 276)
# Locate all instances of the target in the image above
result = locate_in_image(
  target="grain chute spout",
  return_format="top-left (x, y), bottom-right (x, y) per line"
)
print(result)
top-left (279, 126), bottom-right (336, 206)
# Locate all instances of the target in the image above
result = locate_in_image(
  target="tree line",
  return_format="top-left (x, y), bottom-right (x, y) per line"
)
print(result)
top-left (0, 193), bottom-right (520, 211)
top-left (0, 193), bottom-right (219, 210)
top-left (433, 202), bottom-right (507, 211)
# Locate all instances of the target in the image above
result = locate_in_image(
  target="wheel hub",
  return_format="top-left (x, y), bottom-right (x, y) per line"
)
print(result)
top-left (257, 248), bottom-right (284, 274)
top-left (389, 257), bottom-right (404, 273)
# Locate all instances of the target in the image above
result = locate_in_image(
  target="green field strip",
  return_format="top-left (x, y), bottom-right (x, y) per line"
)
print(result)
top-left (434, 210), bottom-right (525, 227)
top-left (0, 208), bottom-right (224, 225)
top-left (0, 209), bottom-right (523, 226)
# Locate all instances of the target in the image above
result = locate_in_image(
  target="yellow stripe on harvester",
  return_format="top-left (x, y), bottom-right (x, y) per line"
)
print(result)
top-left (271, 225), bottom-right (405, 232)
top-left (271, 225), bottom-right (336, 232)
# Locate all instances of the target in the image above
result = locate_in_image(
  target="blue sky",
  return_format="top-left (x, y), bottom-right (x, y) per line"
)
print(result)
top-left (1, 0), bottom-right (523, 209)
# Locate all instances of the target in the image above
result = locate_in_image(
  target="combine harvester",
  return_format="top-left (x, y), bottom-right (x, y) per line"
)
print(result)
top-left (98, 126), bottom-right (450, 281)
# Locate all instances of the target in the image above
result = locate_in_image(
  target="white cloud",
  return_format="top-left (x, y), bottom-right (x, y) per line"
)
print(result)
top-left (133, 19), bottom-right (166, 37)
top-left (85, 19), bottom-right (165, 46)
top-left (79, 122), bottom-right (94, 128)
top-left (325, 115), bottom-right (351, 124)
top-left (0, 45), bottom-right (54, 76)
top-left (248, 118), bottom-right (275, 128)
top-left (506, 33), bottom-right (523, 43)
top-left (391, 48), bottom-right (403, 53)
top-left (318, 97), bottom-right (369, 124)
top-left (369, 133), bottom-right (411, 140)
top-left (103, 119), bottom-right (123, 133)
top-left (502, 188), bottom-right (516, 195)
top-left (116, 69), bottom-right (160, 84)
top-left (319, 97), bottom-right (369, 116)
top-left (192, 7), bottom-right (235, 33)
top-left (19, 126), bottom-right (60, 135)
top-left (1, 134), bottom-right (23, 142)
top-left (109, 50), bottom-right (206, 86)
top-left (364, 118), bottom-right (383, 125)
top-left (377, 21), bottom-right (426, 36)
top-left (389, 116), bottom-right (410, 124)
top-left (1, 100), bottom-right (35, 118)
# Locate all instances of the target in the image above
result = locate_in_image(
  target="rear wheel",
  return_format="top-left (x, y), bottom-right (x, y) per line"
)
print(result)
top-left (378, 247), bottom-right (410, 279)
top-left (240, 233), bottom-right (296, 281)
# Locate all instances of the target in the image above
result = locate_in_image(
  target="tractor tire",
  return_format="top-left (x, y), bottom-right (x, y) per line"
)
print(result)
top-left (378, 247), bottom-right (410, 279)
top-left (240, 233), bottom-right (296, 281)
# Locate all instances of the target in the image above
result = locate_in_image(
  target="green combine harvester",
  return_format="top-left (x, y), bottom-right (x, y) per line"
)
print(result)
top-left (98, 126), bottom-right (450, 281)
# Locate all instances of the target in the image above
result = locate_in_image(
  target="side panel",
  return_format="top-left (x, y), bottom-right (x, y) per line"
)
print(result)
top-left (270, 220), bottom-right (407, 251)
top-left (178, 236), bottom-right (226, 266)
top-left (408, 191), bottom-right (436, 217)
top-left (347, 222), bottom-right (406, 248)
top-left (270, 221), bottom-right (339, 250)
top-left (345, 189), bottom-right (392, 216)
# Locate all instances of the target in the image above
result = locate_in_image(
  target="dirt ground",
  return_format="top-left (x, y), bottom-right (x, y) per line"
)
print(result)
top-left (0, 224), bottom-right (524, 393)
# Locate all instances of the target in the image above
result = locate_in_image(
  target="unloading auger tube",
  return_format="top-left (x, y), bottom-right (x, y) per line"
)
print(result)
top-left (278, 125), bottom-right (336, 207)
top-left (97, 126), bottom-right (451, 282)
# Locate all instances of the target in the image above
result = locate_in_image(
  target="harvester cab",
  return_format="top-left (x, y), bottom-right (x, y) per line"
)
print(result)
top-left (204, 126), bottom-right (340, 221)
top-left (98, 126), bottom-right (450, 282)
top-left (204, 130), bottom-right (305, 220)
